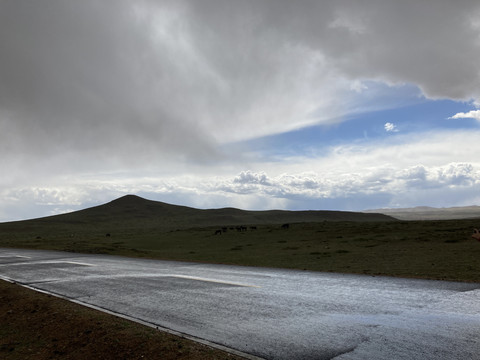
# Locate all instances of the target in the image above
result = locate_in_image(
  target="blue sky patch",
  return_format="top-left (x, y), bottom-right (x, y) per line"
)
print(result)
top-left (239, 98), bottom-right (478, 159)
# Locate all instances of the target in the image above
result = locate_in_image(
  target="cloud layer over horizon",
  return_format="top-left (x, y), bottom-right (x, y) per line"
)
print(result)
top-left (1, 0), bottom-right (480, 221)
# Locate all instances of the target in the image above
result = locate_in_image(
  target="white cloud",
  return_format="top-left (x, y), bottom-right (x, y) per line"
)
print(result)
top-left (449, 110), bottom-right (480, 121)
top-left (233, 171), bottom-right (270, 185)
top-left (4, 128), bottom-right (480, 220)
top-left (384, 122), bottom-right (399, 132)
top-left (349, 80), bottom-right (369, 93)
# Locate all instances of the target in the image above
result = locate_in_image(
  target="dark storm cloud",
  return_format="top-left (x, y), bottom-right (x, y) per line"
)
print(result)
top-left (0, 0), bottom-right (218, 168)
top-left (2, 0), bottom-right (480, 171)
top-left (185, 0), bottom-right (480, 101)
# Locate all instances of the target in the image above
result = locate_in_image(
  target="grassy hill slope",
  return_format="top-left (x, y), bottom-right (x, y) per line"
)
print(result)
top-left (4, 194), bottom-right (393, 230)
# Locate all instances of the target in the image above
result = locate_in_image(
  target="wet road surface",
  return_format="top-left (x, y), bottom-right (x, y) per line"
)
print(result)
top-left (1, 248), bottom-right (479, 359)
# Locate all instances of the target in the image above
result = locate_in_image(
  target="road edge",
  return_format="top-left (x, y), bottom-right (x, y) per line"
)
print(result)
top-left (0, 275), bottom-right (265, 360)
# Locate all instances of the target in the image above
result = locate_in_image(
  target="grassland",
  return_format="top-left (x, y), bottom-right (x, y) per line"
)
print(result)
top-left (1, 195), bottom-right (479, 282)
top-left (2, 195), bottom-right (480, 359)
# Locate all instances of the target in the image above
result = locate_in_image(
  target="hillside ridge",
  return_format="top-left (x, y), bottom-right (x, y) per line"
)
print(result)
top-left (7, 194), bottom-right (395, 229)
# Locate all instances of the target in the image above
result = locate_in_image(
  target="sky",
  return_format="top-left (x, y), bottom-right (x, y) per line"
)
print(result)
top-left (2, 0), bottom-right (480, 221)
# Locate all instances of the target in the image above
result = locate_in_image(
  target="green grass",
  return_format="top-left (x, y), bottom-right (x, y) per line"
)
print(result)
top-left (2, 219), bottom-right (480, 282)
top-left (1, 195), bottom-right (480, 282)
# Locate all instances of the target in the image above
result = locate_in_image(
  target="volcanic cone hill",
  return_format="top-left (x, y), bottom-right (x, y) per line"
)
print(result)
top-left (14, 194), bottom-right (395, 230)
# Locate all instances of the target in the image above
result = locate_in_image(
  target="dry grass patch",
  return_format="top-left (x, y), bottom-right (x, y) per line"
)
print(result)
top-left (0, 280), bottom-right (244, 360)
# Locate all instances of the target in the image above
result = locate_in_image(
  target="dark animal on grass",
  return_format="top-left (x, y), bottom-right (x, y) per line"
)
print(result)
top-left (214, 229), bottom-right (222, 235)
top-left (222, 227), bottom-right (228, 233)
top-left (250, 226), bottom-right (257, 230)
top-left (105, 233), bottom-right (111, 237)
top-left (472, 228), bottom-right (480, 242)
top-left (281, 223), bottom-right (290, 230)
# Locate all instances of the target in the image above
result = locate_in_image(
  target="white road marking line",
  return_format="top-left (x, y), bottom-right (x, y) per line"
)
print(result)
top-left (62, 261), bottom-right (96, 267)
top-left (0, 260), bottom-right (95, 267)
top-left (0, 255), bottom-right (31, 259)
top-left (171, 274), bottom-right (260, 288)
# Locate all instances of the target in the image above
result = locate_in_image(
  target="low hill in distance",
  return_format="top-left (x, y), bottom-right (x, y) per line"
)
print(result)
top-left (4, 194), bottom-right (395, 230)
top-left (365, 205), bottom-right (480, 221)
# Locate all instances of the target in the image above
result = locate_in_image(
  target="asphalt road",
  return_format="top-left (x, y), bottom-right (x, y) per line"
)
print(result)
top-left (1, 248), bottom-right (479, 360)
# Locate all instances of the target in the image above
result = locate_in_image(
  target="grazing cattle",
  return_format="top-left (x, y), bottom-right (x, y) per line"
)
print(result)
top-left (214, 229), bottom-right (222, 235)
top-left (105, 233), bottom-right (111, 237)
top-left (472, 228), bottom-right (480, 241)
top-left (222, 227), bottom-right (228, 233)
top-left (281, 223), bottom-right (290, 230)
top-left (250, 226), bottom-right (257, 230)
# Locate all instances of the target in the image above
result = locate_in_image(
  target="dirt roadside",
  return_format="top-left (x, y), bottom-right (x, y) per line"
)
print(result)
top-left (0, 280), bottom-right (246, 360)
